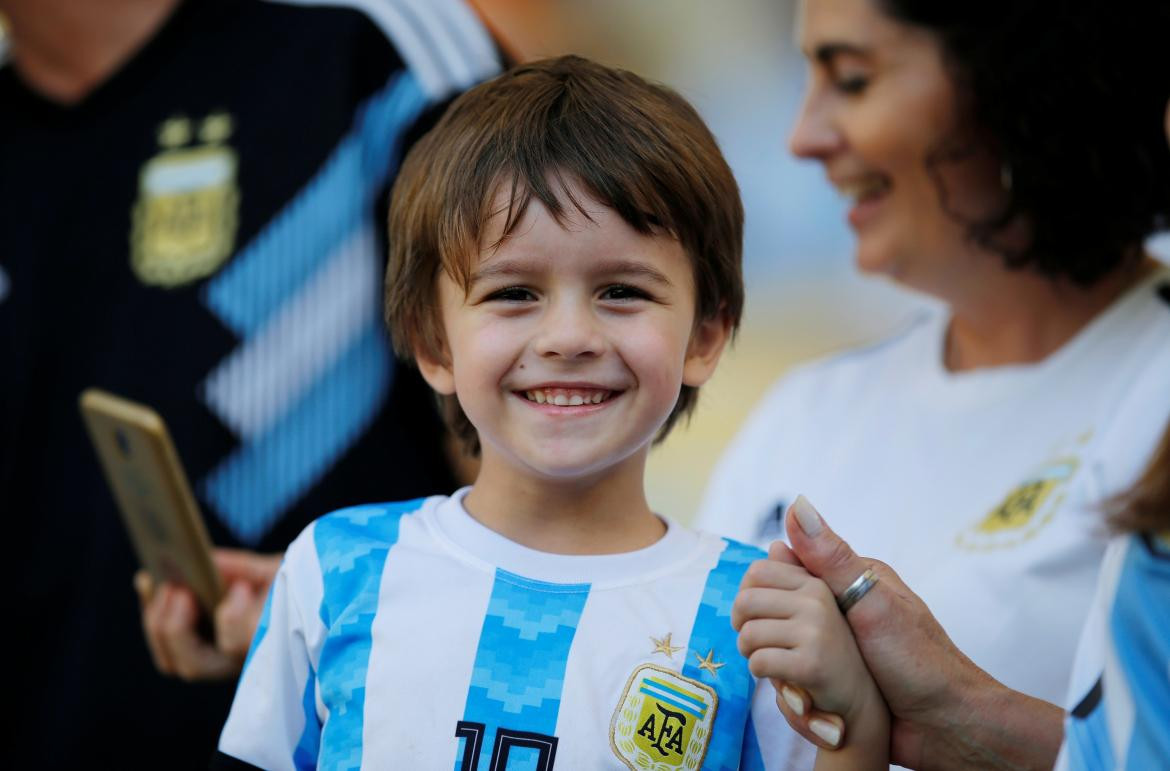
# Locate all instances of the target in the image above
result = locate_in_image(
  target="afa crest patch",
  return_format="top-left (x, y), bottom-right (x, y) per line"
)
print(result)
top-left (957, 456), bottom-right (1079, 551)
top-left (610, 664), bottom-right (716, 770)
top-left (130, 113), bottom-right (240, 288)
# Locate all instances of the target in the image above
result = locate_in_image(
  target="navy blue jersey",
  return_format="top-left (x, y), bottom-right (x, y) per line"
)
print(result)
top-left (0, 1), bottom-right (497, 766)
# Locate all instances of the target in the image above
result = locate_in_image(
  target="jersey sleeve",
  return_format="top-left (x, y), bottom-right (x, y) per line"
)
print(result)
top-left (219, 526), bottom-right (327, 771)
top-left (742, 677), bottom-right (816, 770)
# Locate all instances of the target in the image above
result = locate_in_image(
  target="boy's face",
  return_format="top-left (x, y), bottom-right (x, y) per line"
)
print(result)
top-left (416, 178), bottom-right (729, 482)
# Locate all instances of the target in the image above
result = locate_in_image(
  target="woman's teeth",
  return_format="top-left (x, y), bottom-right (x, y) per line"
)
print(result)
top-left (838, 176), bottom-right (890, 202)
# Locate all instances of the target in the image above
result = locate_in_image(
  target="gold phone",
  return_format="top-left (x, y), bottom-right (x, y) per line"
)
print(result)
top-left (80, 388), bottom-right (223, 614)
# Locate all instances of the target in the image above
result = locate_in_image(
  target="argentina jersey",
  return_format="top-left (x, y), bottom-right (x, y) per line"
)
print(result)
top-left (1059, 533), bottom-right (1170, 771)
top-left (218, 491), bottom-right (810, 769)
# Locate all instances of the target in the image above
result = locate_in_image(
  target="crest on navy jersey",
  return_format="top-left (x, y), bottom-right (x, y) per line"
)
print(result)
top-left (130, 113), bottom-right (239, 287)
top-left (611, 664), bottom-right (717, 770)
top-left (957, 434), bottom-right (1090, 551)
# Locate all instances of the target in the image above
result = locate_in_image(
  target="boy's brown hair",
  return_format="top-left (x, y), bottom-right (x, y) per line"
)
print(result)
top-left (385, 55), bottom-right (744, 453)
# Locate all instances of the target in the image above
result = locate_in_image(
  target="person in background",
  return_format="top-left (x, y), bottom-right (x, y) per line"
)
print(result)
top-left (700, 0), bottom-right (1170, 767)
top-left (0, 0), bottom-right (497, 766)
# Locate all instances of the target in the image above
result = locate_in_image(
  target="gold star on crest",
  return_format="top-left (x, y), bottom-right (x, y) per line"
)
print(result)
top-left (694, 649), bottom-right (725, 677)
top-left (650, 633), bottom-right (683, 658)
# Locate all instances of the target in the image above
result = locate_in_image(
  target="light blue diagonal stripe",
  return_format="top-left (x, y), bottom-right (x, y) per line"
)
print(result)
top-left (460, 570), bottom-right (589, 770)
top-left (294, 665), bottom-right (321, 771)
top-left (315, 499), bottom-right (426, 771)
top-left (203, 70), bottom-right (429, 336)
top-left (683, 539), bottom-right (763, 771)
top-left (1111, 537), bottom-right (1170, 769)
top-left (202, 324), bottom-right (391, 543)
top-left (1065, 694), bottom-right (1113, 771)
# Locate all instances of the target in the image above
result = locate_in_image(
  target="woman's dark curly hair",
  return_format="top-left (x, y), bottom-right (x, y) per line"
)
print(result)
top-left (880, 0), bottom-right (1170, 286)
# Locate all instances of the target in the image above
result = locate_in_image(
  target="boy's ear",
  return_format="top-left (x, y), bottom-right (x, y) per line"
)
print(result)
top-left (682, 312), bottom-right (732, 388)
top-left (414, 343), bottom-right (457, 396)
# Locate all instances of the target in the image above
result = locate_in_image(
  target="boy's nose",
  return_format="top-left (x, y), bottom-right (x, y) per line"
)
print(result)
top-left (533, 301), bottom-right (605, 359)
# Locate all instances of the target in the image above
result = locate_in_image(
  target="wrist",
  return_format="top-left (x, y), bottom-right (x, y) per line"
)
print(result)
top-left (916, 670), bottom-right (1062, 771)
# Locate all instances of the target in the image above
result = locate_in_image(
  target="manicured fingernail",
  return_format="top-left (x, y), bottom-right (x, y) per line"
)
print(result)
top-left (790, 495), bottom-right (823, 537)
top-left (781, 686), bottom-right (805, 716)
top-left (810, 717), bottom-right (842, 747)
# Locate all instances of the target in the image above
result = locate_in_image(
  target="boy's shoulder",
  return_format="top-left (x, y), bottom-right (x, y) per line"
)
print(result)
top-left (286, 495), bottom-right (443, 565)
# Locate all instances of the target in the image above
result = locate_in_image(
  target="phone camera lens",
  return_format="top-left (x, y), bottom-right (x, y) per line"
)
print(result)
top-left (115, 429), bottom-right (131, 457)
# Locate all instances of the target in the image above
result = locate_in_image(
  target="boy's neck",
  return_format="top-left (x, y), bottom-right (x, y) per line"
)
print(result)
top-left (462, 449), bottom-right (666, 555)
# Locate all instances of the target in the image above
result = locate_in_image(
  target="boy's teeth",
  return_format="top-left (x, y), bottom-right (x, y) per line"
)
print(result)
top-left (524, 388), bottom-right (611, 405)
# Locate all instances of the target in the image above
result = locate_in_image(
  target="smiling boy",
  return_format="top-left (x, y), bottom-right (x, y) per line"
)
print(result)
top-left (215, 56), bottom-right (808, 770)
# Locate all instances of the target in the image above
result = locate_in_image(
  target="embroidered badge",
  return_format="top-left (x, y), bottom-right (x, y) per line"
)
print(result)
top-left (957, 454), bottom-right (1081, 551)
top-left (611, 664), bottom-right (717, 770)
top-left (130, 112), bottom-right (239, 287)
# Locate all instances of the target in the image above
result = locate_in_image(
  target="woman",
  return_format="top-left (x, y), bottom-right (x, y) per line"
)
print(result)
top-left (701, 0), bottom-right (1170, 761)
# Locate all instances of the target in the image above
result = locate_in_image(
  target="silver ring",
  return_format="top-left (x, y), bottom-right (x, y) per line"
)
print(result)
top-left (837, 568), bottom-right (878, 613)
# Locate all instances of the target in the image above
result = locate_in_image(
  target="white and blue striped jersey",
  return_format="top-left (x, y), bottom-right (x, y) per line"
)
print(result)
top-left (217, 490), bottom-right (809, 770)
top-left (1059, 533), bottom-right (1170, 770)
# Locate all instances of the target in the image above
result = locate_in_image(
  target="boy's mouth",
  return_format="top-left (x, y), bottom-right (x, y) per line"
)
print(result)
top-left (520, 387), bottom-right (616, 406)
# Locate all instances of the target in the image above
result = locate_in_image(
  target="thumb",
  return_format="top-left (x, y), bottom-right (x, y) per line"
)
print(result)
top-left (784, 496), bottom-right (867, 597)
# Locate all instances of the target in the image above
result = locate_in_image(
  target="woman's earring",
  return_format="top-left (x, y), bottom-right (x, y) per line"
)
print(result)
top-left (999, 162), bottom-right (1014, 191)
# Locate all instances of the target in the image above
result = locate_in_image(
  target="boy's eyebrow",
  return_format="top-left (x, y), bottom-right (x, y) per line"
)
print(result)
top-left (470, 259), bottom-right (675, 287)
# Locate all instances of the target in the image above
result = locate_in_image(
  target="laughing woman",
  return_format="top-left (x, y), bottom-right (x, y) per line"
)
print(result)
top-left (701, 0), bottom-right (1170, 765)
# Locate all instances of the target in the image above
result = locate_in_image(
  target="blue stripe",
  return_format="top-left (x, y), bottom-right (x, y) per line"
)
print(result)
top-left (740, 713), bottom-right (767, 771)
top-left (202, 324), bottom-right (392, 543)
top-left (683, 539), bottom-right (764, 771)
top-left (204, 71), bottom-right (429, 336)
top-left (241, 577), bottom-right (276, 675)
top-left (459, 570), bottom-right (589, 770)
top-left (293, 669), bottom-right (321, 770)
top-left (1111, 534), bottom-right (1170, 769)
top-left (314, 499), bottom-right (425, 771)
top-left (638, 687), bottom-right (705, 719)
top-left (198, 69), bottom-right (430, 544)
top-left (642, 678), bottom-right (709, 711)
top-left (1065, 699), bottom-right (1113, 771)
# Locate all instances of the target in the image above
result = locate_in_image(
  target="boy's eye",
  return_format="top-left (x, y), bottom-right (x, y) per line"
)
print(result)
top-left (486, 286), bottom-right (535, 302)
top-left (600, 284), bottom-right (650, 301)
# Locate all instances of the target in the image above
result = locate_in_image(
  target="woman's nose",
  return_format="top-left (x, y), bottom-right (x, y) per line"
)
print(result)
top-left (788, 89), bottom-right (842, 161)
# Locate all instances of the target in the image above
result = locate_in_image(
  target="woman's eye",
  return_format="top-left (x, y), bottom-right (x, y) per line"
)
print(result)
top-left (835, 75), bottom-right (869, 95)
top-left (600, 284), bottom-right (649, 301)
top-left (488, 286), bottom-right (534, 302)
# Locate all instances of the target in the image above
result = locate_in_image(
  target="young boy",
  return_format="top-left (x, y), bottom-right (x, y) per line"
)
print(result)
top-left (215, 55), bottom-right (868, 770)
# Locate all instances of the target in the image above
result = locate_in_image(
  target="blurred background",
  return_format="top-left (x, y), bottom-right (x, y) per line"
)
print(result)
top-left (473, 0), bottom-right (933, 523)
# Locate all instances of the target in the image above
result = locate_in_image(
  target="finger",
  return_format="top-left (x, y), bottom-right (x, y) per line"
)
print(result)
top-left (764, 677), bottom-right (844, 751)
top-left (133, 570), bottom-right (154, 606)
top-left (785, 496), bottom-right (870, 598)
top-left (737, 617), bottom-right (803, 659)
top-left (767, 540), bottom-right (801, 566)
top-left (215, 581), bottom-right (261, 658)
top-left (157, 586), bottom-right (212, 681)
top-left (733, 586), bottom-right (809, 629)
top-left (775, 679), bottom-right (810, 718)
top-left (808, 711), bottom-right (845, 749)
top-left (739, 558), bottom-right (811, 591)
top-left (141, 581), bottom-right (175, 675)
top-left (213, 548), bottom-right (283, 587)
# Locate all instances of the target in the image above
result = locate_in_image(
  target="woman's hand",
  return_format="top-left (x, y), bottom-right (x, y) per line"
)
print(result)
top-left (781, 496), bottom-right (1063, 770)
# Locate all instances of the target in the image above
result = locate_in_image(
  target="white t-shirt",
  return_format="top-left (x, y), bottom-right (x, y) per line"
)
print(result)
top-left (697, 266), bottom-right (1170, 706)
top-left (218, 490), bottom-right (809, 770)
